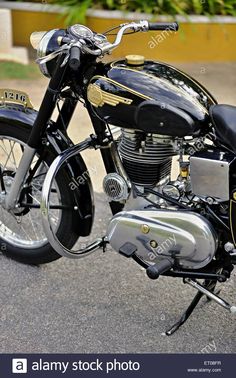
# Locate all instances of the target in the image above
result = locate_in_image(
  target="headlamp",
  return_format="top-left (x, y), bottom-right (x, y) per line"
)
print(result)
top-left (30, 29), bottom-right (66, 78)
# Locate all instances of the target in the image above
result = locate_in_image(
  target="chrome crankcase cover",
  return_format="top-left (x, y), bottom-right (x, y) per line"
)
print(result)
top-left (107, 210), bottom-right (218, 269)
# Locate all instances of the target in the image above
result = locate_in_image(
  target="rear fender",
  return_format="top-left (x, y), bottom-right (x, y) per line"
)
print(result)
top-left (0, 103), bottom-right (94, 237)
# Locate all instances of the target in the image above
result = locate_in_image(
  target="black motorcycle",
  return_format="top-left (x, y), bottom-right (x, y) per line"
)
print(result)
top-left (0, 21), bottom-right (236, 335)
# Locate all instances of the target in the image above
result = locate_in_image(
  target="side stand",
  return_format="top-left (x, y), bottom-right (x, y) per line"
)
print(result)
top-left (166, 278), bottom-right (236, 336)
top-left (165, 279), bottom-right (217, 336)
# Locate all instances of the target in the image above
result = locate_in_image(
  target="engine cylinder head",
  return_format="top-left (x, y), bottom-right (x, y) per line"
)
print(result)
top-left (118, 129), bottom-right (176, 187)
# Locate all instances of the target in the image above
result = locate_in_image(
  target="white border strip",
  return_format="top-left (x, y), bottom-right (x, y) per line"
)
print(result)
top-left (0, 1), bottom-right (236, 24)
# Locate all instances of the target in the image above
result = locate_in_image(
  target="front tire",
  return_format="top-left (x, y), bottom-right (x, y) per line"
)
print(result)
top-left (0, 121), bottom-right (79, 264)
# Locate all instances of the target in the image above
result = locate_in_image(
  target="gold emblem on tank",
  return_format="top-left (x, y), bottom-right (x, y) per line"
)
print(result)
top-left (87, 83), bottom-right (133, 108)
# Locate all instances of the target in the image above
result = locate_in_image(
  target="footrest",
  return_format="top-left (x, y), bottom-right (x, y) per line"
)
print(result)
top-left (146, 259), bottom-right (173, 280)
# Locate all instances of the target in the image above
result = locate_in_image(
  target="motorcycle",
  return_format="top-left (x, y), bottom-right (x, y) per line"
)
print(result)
top-left (0, 20), bottom-right (236, 335)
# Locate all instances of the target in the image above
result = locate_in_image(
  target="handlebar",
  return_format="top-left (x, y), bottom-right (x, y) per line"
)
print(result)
top-left (36, 20), bottom-right (179, 67)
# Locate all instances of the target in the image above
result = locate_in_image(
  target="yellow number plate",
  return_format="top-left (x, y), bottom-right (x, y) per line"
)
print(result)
top-left (0, 88), bottom-right (33, 108)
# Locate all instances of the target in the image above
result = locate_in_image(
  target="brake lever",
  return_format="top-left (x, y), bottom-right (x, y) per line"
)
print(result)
top-left (60, 53), bottom-right (70, 67)
top-left (36, 44), bottom-right (71, 65)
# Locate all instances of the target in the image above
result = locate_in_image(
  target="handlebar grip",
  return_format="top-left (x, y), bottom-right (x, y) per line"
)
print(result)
top-left (69, 45), bottom-right (81, 71)
top-left (148, 22), bottom-right (179, 32)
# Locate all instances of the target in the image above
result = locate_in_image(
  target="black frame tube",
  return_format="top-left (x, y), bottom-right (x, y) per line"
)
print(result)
top-left (55, 97), bottom-right (78, 131)
top-left (86, 104), bottom-right (124, 215)
top-left (27, 56), bottom-right (68, 149)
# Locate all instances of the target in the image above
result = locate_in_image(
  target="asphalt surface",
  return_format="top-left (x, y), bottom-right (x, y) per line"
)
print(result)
top-left (0, 63), bottom-right (236, 353)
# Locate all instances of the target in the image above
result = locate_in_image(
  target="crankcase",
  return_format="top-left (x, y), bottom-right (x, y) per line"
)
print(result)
top-left (107, 210), bottom-right (218, 269)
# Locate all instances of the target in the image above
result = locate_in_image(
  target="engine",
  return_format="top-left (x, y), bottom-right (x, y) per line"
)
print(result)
top-left (104, 128), bottom-right (236, 207)
top-left (103, 129), bottom-right (233, 270)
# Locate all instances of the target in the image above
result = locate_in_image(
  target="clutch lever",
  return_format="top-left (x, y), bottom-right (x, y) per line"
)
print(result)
top-left (37, 41), bottom-right (83, 69)
top-left (36, 44), bottom-right (71, 65)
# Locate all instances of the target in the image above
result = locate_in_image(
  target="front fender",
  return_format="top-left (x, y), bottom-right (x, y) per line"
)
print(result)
top-left (0, 103), bottom-right (94, 237)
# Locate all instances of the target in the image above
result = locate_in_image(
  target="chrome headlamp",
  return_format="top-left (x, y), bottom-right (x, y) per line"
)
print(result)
top-left (30, 29), bottom-right (66, 78)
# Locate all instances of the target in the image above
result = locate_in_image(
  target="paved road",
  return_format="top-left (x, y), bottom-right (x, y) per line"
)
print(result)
top-left (0, 63), bottom-right (236, 353)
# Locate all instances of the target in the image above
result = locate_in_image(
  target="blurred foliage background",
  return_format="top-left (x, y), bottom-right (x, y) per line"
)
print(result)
top-left (11, 0), bottom-right (236, 25)
top-left (0, 62), bottom-right (40, 79)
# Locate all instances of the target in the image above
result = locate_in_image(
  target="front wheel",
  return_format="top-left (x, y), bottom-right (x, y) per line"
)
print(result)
top-left (0, 121), bottom-right (79, 264)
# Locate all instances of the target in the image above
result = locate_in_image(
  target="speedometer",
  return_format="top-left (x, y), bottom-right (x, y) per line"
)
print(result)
top-left (68, 25), bottom-right (94, 40)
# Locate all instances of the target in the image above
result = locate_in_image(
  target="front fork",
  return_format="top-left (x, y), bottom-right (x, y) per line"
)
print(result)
top-left (3, 57), bottom-right (74, 211)
top-left (4, 145), bottom-right (36, 210)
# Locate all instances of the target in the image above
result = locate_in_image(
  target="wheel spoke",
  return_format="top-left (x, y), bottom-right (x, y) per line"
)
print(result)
top-left (28, 212), bottom-right (39, 240)
top-left (9, 140), bottom-right (17, 169)
top-left (2, 139), bottom-right (18, 169)
top-left (0, 135), bottom-right (62, 249)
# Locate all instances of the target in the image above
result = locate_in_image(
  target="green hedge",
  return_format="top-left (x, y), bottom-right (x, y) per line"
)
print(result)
top-left (14, 0), bottom-right (236, 24)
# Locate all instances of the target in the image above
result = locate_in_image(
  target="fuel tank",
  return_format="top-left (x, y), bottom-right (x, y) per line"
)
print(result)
top-left (87, 57), bottom-right (217, 137)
